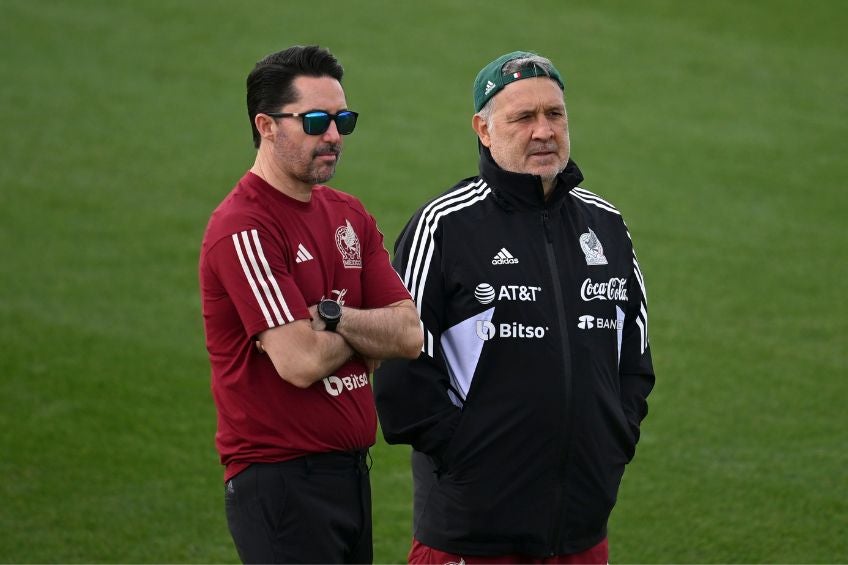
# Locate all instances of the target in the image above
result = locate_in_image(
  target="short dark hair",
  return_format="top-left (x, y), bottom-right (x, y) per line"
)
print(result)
top-left (246, 45), bottom-right (345, 148)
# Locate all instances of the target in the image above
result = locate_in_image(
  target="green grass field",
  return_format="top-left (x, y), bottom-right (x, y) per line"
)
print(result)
top-left (1, 0), bottom-right (845, 562)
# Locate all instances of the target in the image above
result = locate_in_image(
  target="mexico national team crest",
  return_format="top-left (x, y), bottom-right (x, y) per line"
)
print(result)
top-left (579, 227), bottom-right (608, 265)
top-left (335, 219), bottom-right (362, 268)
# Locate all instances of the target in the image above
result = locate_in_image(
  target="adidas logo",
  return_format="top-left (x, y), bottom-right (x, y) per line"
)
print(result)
top-left (484, 80), bottom-right (496, 95)
top-left (295, 243), bottom-right (314, 263)
top-left (491, 247), bottom-right (519, 265)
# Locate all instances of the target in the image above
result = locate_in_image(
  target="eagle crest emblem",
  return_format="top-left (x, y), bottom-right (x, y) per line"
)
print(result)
top-left (579, 227), bottom-right (608, 265)
top-left (335, 219), bottom-right (362, 269)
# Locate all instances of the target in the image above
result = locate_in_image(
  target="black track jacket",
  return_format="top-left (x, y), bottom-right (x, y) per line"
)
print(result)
top-left (374, 148), bottom-right (655, 556)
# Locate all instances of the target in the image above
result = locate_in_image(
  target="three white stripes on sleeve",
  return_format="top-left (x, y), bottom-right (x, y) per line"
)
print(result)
top-left (231, 229), bottom-right (295, 328)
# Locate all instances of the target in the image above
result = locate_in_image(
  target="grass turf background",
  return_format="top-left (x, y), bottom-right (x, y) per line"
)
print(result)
top-left (1, 0), bottom-right (845, 562)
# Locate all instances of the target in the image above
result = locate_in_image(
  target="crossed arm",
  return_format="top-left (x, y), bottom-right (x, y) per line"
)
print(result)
top-left (257, 299), bottom-right (423, 388)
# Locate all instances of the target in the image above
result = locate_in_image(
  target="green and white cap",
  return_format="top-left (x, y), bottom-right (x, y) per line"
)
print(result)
top-left (473, 51), bottom-right (564, 112)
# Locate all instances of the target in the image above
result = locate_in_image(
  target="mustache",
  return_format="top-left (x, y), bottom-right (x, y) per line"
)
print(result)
top-left (528, 142), bottom-right (558, 154)
top-left (313, 144), bottom-right (341, 157)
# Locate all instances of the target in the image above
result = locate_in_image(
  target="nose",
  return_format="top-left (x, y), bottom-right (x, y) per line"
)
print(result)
top-left (322, 119), bottom-right (342, 143)
top-left (531, 115), bottom-right (555, 140)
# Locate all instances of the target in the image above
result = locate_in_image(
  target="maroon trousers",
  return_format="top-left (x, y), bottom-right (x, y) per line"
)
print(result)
top-left (409, 537), bottom-right (609, 564)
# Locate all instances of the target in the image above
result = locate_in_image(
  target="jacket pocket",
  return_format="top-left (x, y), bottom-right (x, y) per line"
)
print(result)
top-left (435, 404), bottom-right (473, 474)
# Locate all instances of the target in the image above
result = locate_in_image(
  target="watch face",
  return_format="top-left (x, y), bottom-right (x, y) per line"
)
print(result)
top-left (320, 300), bottom-right (342, 319)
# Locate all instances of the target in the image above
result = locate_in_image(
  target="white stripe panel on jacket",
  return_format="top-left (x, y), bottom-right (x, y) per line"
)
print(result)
top-left (440, 307), bottom-right (495, 405)
top-left (403, 179), bottom-right (487, 296)
top-left (404, 180), bottom-right (490, 304)
top-left (616, 305), bottom-right (625, 366)
top-left (412, 188), bottom-right (492, 317)
top-left (636, 316), bottom-right (646, 355)
top-left (403, 180), bottom-right (491, 358)
top-left (631, 248), bottom-right (648, 354)
top-left (571, 187), bottom-right (621, 215)
top-left (633, 254), bottom-right (647, 305)
top-left (570, 191), bottom-right (618, 215)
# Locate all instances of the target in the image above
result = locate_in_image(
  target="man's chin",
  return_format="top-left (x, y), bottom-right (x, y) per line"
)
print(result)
top-left (299, 167), bottom-right (333, 186)
top-left (529, 166), bottom-right (563, 180)
top-left (525, 156), bottom-right (565, 176)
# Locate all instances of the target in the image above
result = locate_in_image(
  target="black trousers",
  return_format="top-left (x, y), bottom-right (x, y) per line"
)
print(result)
top-left (224, 450), bottom-right (372, 564)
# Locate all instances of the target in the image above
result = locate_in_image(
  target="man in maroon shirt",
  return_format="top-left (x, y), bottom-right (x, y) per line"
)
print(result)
top-left (199, 45), bottom-right (423, 563)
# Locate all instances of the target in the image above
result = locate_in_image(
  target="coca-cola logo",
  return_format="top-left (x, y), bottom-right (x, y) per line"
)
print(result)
top-left (580, 277), bottom-right (628, 302)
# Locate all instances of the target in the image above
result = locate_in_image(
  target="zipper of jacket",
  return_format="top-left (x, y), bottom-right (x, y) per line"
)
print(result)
top-left (542, 208), bottom-right (573, 555)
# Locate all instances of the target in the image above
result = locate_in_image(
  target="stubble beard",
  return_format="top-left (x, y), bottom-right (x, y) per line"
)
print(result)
top-left (527, 140), bottom-right (568, 179)
top-left (274, 135), bottom-right (342, 186)
top-left (305, 146), bottom-right (341, 185)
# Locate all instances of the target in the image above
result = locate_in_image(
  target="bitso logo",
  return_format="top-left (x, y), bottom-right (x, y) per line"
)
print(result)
top-left (476, 320), bottom-right (548, 341)
top-left (322, 372), bottom-right (369, 397)
top-left (475, 320), bottom-right (497, 340)
top-left (578, 315), bottom-right (594, 329)
top-left (323, 376), bottom-right (344, 396)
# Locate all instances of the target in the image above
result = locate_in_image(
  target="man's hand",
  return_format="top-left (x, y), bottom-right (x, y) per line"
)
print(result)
top-left (307, 304), bottom-right (325, 331)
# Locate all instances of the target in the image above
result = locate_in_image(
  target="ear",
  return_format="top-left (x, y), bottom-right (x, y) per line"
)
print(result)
top-left (254, 113), bottom-right (277, 143)
top-left (472, 113), bottom-right (492, 148)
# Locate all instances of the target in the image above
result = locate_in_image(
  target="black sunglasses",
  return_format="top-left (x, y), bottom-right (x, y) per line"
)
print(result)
top-left (265, 110), bottom-right (359, 135)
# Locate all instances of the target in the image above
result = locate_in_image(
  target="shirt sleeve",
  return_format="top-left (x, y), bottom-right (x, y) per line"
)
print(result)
top-left (373, 208), bottom-right (463, 463)
top-left (359, 212), bottom-right (414, 309)
top-left (618, 230), bottom-right (656, 455)
top-left (206, 227), bottom-right (310, 338)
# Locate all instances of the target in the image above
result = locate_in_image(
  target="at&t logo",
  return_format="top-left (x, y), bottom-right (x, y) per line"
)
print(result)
top-left (474, 283), bottom-right (541, 305)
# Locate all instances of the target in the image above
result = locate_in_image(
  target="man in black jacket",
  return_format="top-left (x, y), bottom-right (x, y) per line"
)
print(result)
top-left (373, 51), bottom-right (656, 563)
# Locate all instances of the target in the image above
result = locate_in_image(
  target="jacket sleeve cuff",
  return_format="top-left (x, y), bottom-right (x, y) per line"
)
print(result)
top-left (410, 408), bottom-right (462, 465)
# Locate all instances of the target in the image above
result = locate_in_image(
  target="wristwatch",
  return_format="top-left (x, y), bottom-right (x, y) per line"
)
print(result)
top-left (317, 299), bottom-right (342, 331)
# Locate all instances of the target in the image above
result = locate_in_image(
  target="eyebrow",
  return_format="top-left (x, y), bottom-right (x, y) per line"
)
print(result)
top-left (506, 103), bottom-right (565, 118)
